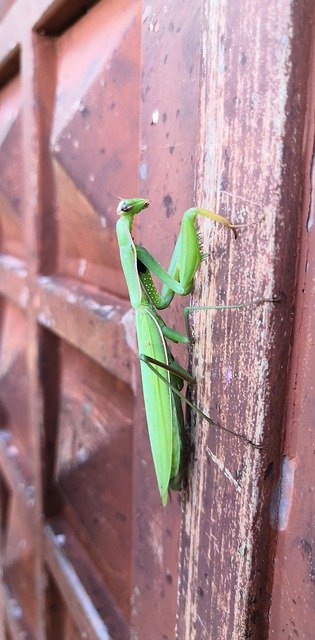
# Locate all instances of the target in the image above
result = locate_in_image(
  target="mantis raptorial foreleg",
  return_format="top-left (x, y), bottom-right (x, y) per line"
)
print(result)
top-left (136, 207), bottom-right (238, 309)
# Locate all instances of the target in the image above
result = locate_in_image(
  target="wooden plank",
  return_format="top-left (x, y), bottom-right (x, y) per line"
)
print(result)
top-left (2, 583), bottom-right (33, 639)
top-left (1, 0), bottom-right (140, 636)
top-left (268, 19), bottom-right (315, 637)
top-left (0, 431), bottom-right (34, 506)
top-left (38, 276), bottom-right (134, 385)
top-left (131, 3), bottom-right (202, 638)
top-left (0, 255), bottom-right (27, 308)
top-left (44, 522), bottom-right (129, 640)
top-left (31, 0), bottom-right (98, 33)
top-left (0, 1), bottom-right (21, 71)
top-left (21, 29), bottom-right (49, 640)
top-left (176, 1), bottom-right (314, 639)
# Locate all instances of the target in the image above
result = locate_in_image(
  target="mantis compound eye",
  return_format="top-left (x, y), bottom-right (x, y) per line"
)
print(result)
top-left (116, 200), bottom-right (132, 214)
top-left (116, 198), bottom-right (149, 215)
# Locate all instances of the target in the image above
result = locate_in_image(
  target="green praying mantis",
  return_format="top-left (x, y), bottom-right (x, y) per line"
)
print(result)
top-left (116, 197), bottom-right (273, 506)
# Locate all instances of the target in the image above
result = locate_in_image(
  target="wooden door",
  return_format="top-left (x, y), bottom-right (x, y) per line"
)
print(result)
top-left (0, 1), bottom-right (314, 639)
top-left (0, 1), bottom-right (141, 638)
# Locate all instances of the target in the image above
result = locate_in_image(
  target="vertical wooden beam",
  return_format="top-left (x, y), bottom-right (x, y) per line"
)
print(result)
top-left (176, 0), bottom-right (314, 639)
top-left (269, 8), bottom-right (315, 637)
top-left (131, 2), bottom-right (201, 638)
top-left (22, 26), bottom-right (56, 639)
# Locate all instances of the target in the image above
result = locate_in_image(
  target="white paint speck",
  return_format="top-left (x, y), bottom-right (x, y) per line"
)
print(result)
top-left (307, 156), bottom-right (315, 231)
top-left (9, 599), bottom-right (22, 619)
top-left (151, 109), bottom-right (159, 124)
top-left (78, 258), bottom-right (87, 276)
top-left (142, 5), bottom-right (151, 22)
top-left (206, 447), bottom-right (242, 492)
top-left (121, 308), bottom-right (137, 354)
top-left (77, 447), bottom-right (89, 464)
top-left (270, 456), bottom-right (296, 531)
top-left (18, 286), bottom-right (29, 307)
top-left (140, 163), bottom-right (148, 180)
top-left (17, 538), bottom-right (27, 551)
top-left (7, 445), bottom-right (18, 456)
top-left (225, 366), bottom-right (233, 384)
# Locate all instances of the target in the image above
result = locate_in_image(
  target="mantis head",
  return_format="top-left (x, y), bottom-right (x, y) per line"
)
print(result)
top-left (116, 198), bottom-right (149, 217)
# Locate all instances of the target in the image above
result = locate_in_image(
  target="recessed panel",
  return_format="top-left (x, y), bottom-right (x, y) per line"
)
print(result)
top-left (51, 0), bottom-right (140, 295)
top-left (0, 75), bottom-right (23, 258)
top-left (0, 0), bottom-right (15, 21)
top-left (3, 489), bottom-right (36, 635)
top-left (0, 300), bottom-right (31, 459)
top-left (54, 339), bottom-right (133, 616)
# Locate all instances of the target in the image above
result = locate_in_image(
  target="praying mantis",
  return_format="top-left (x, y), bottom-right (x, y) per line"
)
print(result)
top-left (116, 197), bottom-right (272, 506)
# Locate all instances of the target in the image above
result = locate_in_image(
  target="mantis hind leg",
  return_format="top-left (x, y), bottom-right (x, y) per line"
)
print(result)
top-left (183, 296), bottom-right (280, 341)
top-left (139, 353), bottom-right (263, 449)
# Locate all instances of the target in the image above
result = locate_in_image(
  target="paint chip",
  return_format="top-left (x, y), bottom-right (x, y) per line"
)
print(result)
top-left (270, 456), bottom-right (295, 531)
top-left (151, 109), bottom-right (159, 124)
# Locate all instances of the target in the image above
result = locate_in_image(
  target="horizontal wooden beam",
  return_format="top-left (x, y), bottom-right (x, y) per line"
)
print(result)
top-left (0, 255), bottom-right (27, 309)
top-left (2, 583), bottom-right (33, 639)
top-left (0, 430), bottom-right (34, 509)
top-left (0, 260), bottom-right (135, 385)
top-left (44, 521), bottom-right (129, 639)
top-left (38, 276), bottom-right (135, 385)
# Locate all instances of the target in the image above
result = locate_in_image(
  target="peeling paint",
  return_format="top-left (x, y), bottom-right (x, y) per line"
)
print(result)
top-left (177, 0), bottom-right (294, 636)
top-left (77, 258), bottom-right (87, 276)
top-left (306, 149), bottom-right (314, 231)
top-left (270, 456), bottom-right (296, 531)
top-left (121, 308), bottom-right (137, 354)
top-left (18, 286), bottom-right (29, 308)
top-left (140, 162), bottom-right (148, 180)
top-left (151, 108), bottom-right (159, 124)
top-left (205, 446), bottom-right (242, 492)
top-left (149, 515), bottom-right (164, 567)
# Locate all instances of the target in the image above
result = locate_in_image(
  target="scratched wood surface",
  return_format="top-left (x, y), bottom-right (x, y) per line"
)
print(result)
top-left (175, 1), bottom-right (315, 639)
top-left (0, 1), bottom-right (314, 639)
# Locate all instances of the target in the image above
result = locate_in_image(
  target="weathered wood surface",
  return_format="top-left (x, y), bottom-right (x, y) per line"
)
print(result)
top-left (0, 0), bottom-right (314, 638)
top-left (175, 1), bottom-right (315, 639)
top-left (0, 1), bottom-right (140, 638)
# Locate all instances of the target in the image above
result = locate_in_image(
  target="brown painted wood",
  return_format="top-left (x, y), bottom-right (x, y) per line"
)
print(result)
top-left (175, 1), bottom-right (315, 639)
top-left (0, 1), bottom-right (314, 639)
top-left (0, 1), bottom-right (141, 638)
top-left (269, 12), bottom-right (315, 638)
top-left (130, 4), bottom-right (202, 639)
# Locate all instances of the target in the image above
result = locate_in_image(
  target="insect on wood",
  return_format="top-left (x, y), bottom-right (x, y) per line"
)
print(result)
top-left (116, 197), bottom-right (273, 506)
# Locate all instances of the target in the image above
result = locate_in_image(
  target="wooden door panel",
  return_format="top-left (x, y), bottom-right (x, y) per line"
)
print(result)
top-left (53, 340), bottom-right (133, 615)
top-left (52, 0), bottom-right (139, 295)
top-left (3, 493), bottom-right (37, 635)
top-left (0, 76), bottom-right (23, 259)
top-left (0, 1), bottom-right (141, 637)
top-left (0, 302), bottom-right (31, 459)
top-left (0, 1), bottom-right (312, 638)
